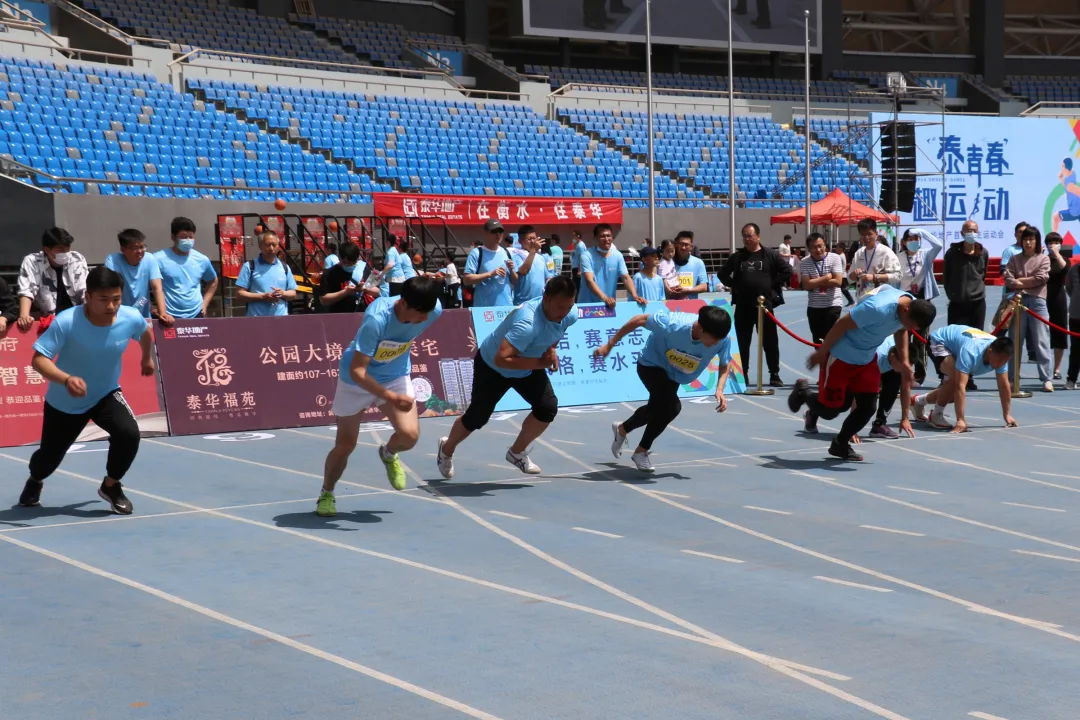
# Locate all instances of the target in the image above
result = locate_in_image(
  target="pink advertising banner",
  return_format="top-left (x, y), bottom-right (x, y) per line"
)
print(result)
top-left (153, 312), bottom-right (477, 436)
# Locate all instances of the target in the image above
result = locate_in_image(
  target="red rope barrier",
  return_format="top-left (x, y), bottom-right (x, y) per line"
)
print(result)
top-left (764, 310), bottom-right (820, 348)
top-left (1021, 305), bottom-right (1080, 338)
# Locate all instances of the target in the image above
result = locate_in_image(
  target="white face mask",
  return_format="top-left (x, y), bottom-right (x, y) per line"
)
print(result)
top-left (963, 232), bottom-right (978, 245)
top-left (51, 252), bottom-right (71, 266)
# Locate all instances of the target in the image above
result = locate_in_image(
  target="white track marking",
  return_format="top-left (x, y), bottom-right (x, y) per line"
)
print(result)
top-left (888, 486), bottom-right (941, 495)
top-left (0, 533), bottom-right (505, 719)
top-left (283, 427), bottom-right (379, 447)
top-left (1013, 549), bottom-right (1080, 563)
top-left (680, 428), bottom-right (713, 435)
top-left (969, 712), bottom-right (1011, 720)
top-left (704, 460), bottom-right (738, 468)
top-left (814, 576), bottom-right (893, 593)
top-left (572, 527), bottom-right (623, 539)
top-left (744, 506), bottom-right (792, 516)
top-left (860, 525), bottom-right (925, 537)
top-left (682, 549), bottom-right (744, 564)
top-left (1001, 502), bottom-right (1066, 513)
top-left (1033, 471), bottom-right (1080, 481)
top-left (551, 439), bottom-right (585, 446)
top-left (750, 437), bottom-right (783, 444)
top-left (648, 490), bottom-right (692, 499)
top-left (488, 511), bottom-right (529, 520)
top-left (1035, 444), bottom-right (1080, 452)
top-left (488, 430), bottom-right (518, 437)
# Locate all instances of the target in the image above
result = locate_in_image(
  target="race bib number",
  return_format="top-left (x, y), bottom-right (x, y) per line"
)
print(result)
top-left (678, 273), bottom-right (694, 288)
top-left (373, 340), bottom-right (412, 363)
top-left (963, 328), bottom-right (994, 340)
top-left (666, 349), bottom-right (702, 374)
top-left (546, 259), bottom-right (555, 272)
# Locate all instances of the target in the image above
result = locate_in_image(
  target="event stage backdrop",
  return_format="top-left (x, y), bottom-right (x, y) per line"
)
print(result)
top-left (869, 114), bottom-right (1080, 257)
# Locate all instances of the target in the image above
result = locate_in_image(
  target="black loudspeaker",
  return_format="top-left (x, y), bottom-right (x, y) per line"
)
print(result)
top-left (879, 121), bottom-right (916, 213)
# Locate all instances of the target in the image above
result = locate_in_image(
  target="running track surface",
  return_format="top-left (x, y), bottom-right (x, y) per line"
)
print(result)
top-left (2, 294), bottom-right (1078, 720)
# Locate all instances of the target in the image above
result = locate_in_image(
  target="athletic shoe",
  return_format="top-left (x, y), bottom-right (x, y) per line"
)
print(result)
top-left (928, 408), bottom-right (953, 429)
top-left (506, 448), bottom-right (541, 475)
top-left (436, 437), bottom-right (454, 479)
top-left (18, 478), bottom-right (42, 507)
top-left (1066, 381), bottom-right (1077, 390)
top-left (97, 480), bottom-right (133, 515)
top-left (788, 379), bottom-right (809, 413)
top-left (869, 423), bottom-right (899, 440)
top-left (631, 451), bottom-right (654, 472)
top-left (1043, 381), bottom-right (1055, 393)
top-left (803, 410), bottom-right (818, 434)
top-left (611, 422), bottom-right (628, 459)
top-left (966, 379), bottom-right (978, 391)
top-left (1054, 371), bottom-right (1062, 380)
top-left (379, 444), bottom-right (407, 491)
top-left (315, 491), bottom-right (336, 517)
top-left (828, 439), bottom-right (863, 462)
top-left (769, 373), bottom-right (785, 388)
top-left (912, 394), bottom-right (928, 422)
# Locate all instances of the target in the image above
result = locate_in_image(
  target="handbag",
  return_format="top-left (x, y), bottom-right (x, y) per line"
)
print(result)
top-left (991, 292), bottom-right (1016, 330)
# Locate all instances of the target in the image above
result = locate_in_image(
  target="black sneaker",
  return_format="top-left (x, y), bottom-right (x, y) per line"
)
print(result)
top-left (828, 439), bottom-right (863, 462)
top-left (788, 378), bottom-right (808, 413)
top-left (18, 478), bottom-right (42, 507)
top-left (966, 379), bottom-right (978, 391)
top-left (98, 481), bottom-right (133, 515)
top-left (803, 411), bottom-right (818, 434)
top-left (769, 373), bottom-right (785, 388)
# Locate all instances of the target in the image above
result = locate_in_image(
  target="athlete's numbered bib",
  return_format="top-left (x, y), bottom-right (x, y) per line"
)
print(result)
top-left (678, 272), bottom-right (694, 288)
top-left (666, 348), bottom-right (702, 374)
top-left (373, 340), bottom-right (412, 363)
top-left (962, 328), bottom-right (995, 340)
top-left (546, 258), bottom-right (556, 272)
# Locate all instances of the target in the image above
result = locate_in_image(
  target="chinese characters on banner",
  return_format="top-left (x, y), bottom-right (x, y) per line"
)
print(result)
top-left (0, 324), bottom-right (166, 448)
top-left (468, 299), bottom-right (745, 413)
top-left (217, 214), bottom-right (247, 280)
top-left (153, 311), bottom-right (477, 435)
top-left (373, 193), bottom-right (623, 226)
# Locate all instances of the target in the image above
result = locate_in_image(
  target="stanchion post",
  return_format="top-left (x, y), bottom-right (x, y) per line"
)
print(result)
top-left (745, 295), bottom-right (776, 396)
top-left (1010, 295), bottom-right (1032, 399)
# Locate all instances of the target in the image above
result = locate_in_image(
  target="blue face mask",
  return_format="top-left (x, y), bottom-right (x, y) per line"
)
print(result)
top-left (177, 238), bottom-right (195, 252)
top-left (963, 233), bottom-right (977, 245)
top-left (905, 241), bottom-right (921, 253)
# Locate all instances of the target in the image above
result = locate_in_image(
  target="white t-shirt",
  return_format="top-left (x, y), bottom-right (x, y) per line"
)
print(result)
top-left (849, 242), bottom-right (901, 300)
top-left (799, 253), bottom-right (845, 308)
top-left (443, 262), bottom-right (460, 288)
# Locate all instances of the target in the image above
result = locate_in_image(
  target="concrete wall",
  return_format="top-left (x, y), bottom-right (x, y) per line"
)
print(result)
top-left (0, 177), bottom-right (57, 266)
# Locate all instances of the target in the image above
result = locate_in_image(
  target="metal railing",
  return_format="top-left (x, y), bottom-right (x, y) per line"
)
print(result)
top-left (1020, 101), bottom-right (1080, 117)
top-left (48, 0), bottom-right (169, 48)
top-left (0, 36), bottom-right (154, 68)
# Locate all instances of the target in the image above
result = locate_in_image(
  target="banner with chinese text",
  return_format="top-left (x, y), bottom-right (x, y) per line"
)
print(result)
top-left (154, 311), bottom-right (476, 436)
top-left (468, 299), bottom-right (744, 413)
top-left (869, 114), bottom-right (1080, 257)
top-left (0, 323), bottom-right (166, 448)
top-left (373, 193), bottom-right (623, 226)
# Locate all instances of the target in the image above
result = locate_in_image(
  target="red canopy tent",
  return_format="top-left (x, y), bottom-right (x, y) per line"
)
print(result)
top-left (769, 188), bottom-right (898, 226)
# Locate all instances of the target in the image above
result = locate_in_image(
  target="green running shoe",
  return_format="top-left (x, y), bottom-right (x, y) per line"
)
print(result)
top-left (315, 491), bottom-right (337, 517)
top-left (380, 445), bottom-right (407, 491)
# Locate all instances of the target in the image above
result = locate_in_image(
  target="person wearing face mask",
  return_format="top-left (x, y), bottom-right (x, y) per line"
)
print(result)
top-left (1044, 232), bottom-right (1071, 382)
top-left (318, 241), bottom-right (381, 314)
top-left (943, 220), bottom-right (990, 331)
top-left (16, 228), bottom-right (89, 331)
top-left (154, 217), bottom-right (219, 319)
top-left (897, 228), bottom-right (942, 301)
top-left (104, 229), bottom-right (172, 325)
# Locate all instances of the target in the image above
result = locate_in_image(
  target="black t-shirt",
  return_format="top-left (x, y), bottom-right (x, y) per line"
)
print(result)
top-left (318, 263), bottom-right (369, 313)
top-left (53, 265), bottom-right (73, 313)
top-left (735, 249), bottom-right (775, 301)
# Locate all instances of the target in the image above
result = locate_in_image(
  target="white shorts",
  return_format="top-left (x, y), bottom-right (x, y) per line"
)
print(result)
top-left (929, 342), bottom-right (953, 359)
top-left (331, 375), bottom-right (413, 418)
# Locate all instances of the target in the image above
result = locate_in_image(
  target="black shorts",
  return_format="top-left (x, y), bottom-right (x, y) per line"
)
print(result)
top-left (460, 353), bottom-right (558, 430)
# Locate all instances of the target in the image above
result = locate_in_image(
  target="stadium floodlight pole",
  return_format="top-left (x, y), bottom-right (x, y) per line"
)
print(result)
top-left (804, 9), bottom-right (811, 231)
top-left (645, 0), bottom-right (656, 245)
top-left (727, 0), bottom-right (736, 253)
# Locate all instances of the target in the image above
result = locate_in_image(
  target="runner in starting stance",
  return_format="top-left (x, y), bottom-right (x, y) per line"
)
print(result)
top-left (316, 276), bottom-right (442, 517)
top-left (19, 266), bottom-right (155, 515)
top-left (597, 305), bottom-right (733, 471)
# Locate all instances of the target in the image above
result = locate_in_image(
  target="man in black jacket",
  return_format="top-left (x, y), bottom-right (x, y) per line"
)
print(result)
top-left (720, 222), bottom-right (792, 387)
top-left (942, 219), bottom-right (989, 390)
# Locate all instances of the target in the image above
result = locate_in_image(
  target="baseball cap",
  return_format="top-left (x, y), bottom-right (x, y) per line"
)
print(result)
top-left (640, 245), bottom-right (659, 257)
top-left (484, 219), bottom-right (504, 232)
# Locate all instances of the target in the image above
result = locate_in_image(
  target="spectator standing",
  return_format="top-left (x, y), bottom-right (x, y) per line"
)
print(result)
top-left (464, 219), bottom-right (517, 308)
top-left (235, 231), bottom-right (298, 317)
top-left (1045, 232), bottom-right (1070, 380)
top-left (1065, 258), bottom-right (1080, 390)
top-left (943, 219), bottom-right (990, 330)
top-left (799, 233), bottom-right (845, 344)
top-left (1003, 227), bottom-right (1053, 392)
top-left (549, 234), bottom-right (565, 277)
top-left (513, 225), bottom-right (553, 304)
top-left (579, 223), bottom-right (644, 307)
top-left (897, 228), bottom-right (942, 300)
top-left (633, 246), bottom-right (666, 301)
top-left (154, 217), bottom-right (218, 319)
top-left (442, 248), bottom-right (462, 309)
top-left (0, 275), bottom-right (17, 337)
top-left (668, 231), bottom-right (709, 300)
top-left (16, 228), bottom-right (88, 330)
top-left (657, 239), bottom-right (678, 293)
top-left (719, 222), bottom-right (792, 387)
top-left (569, 231), bottom-right (587, 294)
top-left (318, 241), bottom-right (375, 314)
top-left (324, 242), bottom-right (340, 270)
top-left (848, 220), bottom-right (900, 300)
top-left (104, 229), bottom-right (171, 324)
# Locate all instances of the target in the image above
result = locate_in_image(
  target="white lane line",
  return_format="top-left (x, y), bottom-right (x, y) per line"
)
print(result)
top-left (284, 427), bottom-right (380, 447)
top-left (489, 430), bottom-right (518, 437)
top-left (571, 526), bottom-right (623, 539)
top-left (551, 439), bottom-right (585, 446)
top-left (1033, 471), bottom-right (1080, 480)
top-left (681, 428), bottom-right (713, 435)
top-left (888, 486), bottom-right (941, 495)
top-left (814, 576), bottom-right (893, 593)
top-left (860, 525), bottom-right (925, 537)
top-left (1035, 444), bottom-right (1080, 452)
top-left (682, 549), bottom-right (744, 564)
top-left (750, 437), bottom-right (783, 444)
top-left (648, 490), bottom-right (692, 499)
top-left (969, 712), bottom-right (1011, 720)
top-left (1002, 502), bottom-right (1066, 513)
top-left (744, 505), bottom-right (792, 516)
top-left (1013, 549), bottom-right (1080, 563)
top-left (488, 510), bottom-right (529, 520)
top-left (704, 460), bottom-right (738, 468)
top-left (0, 533), bottom-right (504, 720)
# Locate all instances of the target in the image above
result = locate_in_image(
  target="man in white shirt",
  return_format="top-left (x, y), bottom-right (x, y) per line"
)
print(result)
top-left (779, 234), bottom-right (794, 267)
top-left (849, 219), bottom-right (901, 300)
top-left (799, 233), bottom-right (846, 344)
top-left (16, 227), bottom-right (89, 330)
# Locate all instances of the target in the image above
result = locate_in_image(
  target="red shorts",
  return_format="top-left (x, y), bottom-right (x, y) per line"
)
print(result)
top-left (817, 355), bottom-right (881, 409)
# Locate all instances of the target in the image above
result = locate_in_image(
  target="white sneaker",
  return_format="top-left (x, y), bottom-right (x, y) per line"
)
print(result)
top-left (928, 408), bottom-right (952, 429)
top-left (611, 422), bottom-right (628, 458)
top-left (436, 437), bottom-right (454, 479)
top-left (506, 448), bottom-right (541, 475)
top-left (631, 451), bottom-right (654, 472)
top-left (1066, 381), bottom-right (1077, 390)
top-left (912, 394), bottom-right (928, 422)
top-left (1043, 381), bottom-right (1055, 393)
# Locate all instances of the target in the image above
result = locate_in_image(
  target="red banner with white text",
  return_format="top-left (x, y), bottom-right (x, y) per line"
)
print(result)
top-left (373, 193), bottom-right (623, 225)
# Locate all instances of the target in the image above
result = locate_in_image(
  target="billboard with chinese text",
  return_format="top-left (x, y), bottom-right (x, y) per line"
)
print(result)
top-left (373, 193), bottom-right (623, 226)
top-left (154, 311), bottom-right (476, 436)
top-left (869, 114), bottom-right (1080, 256)
top-left (0, 322), bottom-right (166, 448)
top-left (469, 299), bottom-right (745, 413)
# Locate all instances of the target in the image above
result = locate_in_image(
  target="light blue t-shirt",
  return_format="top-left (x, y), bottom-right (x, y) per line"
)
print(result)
top-left (633, 272), bottom-right (666, 301)
top-left (154, 248), bottom-right (216, 319)
top-left (876, 336), bottom-right (897, 375)
top-left (550, 246), bottom-right (564, 275)
top-left (339, 296), bottom-right (443, 385)
top-left (569, 240), bottom-right (587, 270)
top-left (104, 252), bottom-right (161, 318)
top-left (514, 251), bottom-right (553, 304)
top-left (671, 255), bottom-right (709, 300)
top-left (579, 247), bottom-right (629, 304)
top-left (34, 306), bottom-right (147, 414)
top-left (465, 245), bottom-right (514, 307)
top-left (639, 309), bottom-right (733, 385)
top-left (324, 253), bottom-right (339, 270)
top-left (831, 285), bottom-right (913, 366)
top-left (236, 255), bottom-right (298, 317)
top-left (385, 247), bottom-right (406, 282)
top-left (930, 324), bottom-right (1005, 377)
top-left (479, 297), bottom-right (578, 379)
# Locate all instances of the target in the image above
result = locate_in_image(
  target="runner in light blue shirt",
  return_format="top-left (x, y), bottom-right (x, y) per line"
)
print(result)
top-left (479, 295), bottom-right (577, 379)
top-left (512, 225), bottom-right (553, 304)
top-left (103, 228), bottom-right (168, 321)
top-left (155, 217), bottom-right (217, 319)
top-left (320, 277), bottom-right (444, 515)
top-left (464, 219), bottom-right (517, 307)
top-left (579, 224), bottom-right (643, 306)
top-left (235, 231), bottom-right (298, 317)
top-left (597, 305), bottom-right (733, 472)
